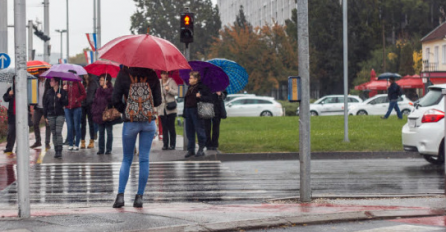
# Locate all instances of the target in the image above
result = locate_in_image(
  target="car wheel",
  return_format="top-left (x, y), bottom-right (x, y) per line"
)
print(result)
top-left (310, 111), bottom-right (318, 116)
top-left (357, 110), bottom-right (368, 115)
top-left (423, 141), bottom-right (445, 165)
top-left (402, 109), bottom-right (410, 115)
top-left (260, 111), bottom-right (273, 117)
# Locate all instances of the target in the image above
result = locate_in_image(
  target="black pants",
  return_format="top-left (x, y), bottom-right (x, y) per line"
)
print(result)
top-left (33, 107), bottom-right (51, 145)
top-left (98, 123), bottom-right (113, 152)
top-left (160, 113), bottom-right (176, 148)
top-left (204, 118), bottom-right (221, 148)
top-left (81, 106), bottom-right (95, 140)
top-left (6, 122), bottom-right (15, 151)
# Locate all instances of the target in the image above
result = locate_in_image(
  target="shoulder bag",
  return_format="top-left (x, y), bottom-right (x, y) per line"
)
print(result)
top-left (197, 101), bottom-right (215, 119)
top-left (103, 106), bottom-right (121, 122)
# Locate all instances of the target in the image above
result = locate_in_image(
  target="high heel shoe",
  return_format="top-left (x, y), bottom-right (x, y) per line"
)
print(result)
top-left (133, 194), bottom-right (143, 208)
top-left (112, 193), bottom-right (124, 208)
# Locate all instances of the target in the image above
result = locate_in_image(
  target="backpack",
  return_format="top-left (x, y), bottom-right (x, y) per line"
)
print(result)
top-left (124, 75), bottom-right (156, 122)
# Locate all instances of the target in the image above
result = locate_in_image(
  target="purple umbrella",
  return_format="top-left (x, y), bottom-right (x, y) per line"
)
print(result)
top-left (40, 63), bottom-right (85, 81)
top-left (179, 61), bottom-right (229, 92)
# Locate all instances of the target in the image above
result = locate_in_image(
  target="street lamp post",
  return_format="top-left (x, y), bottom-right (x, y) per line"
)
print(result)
top-left (55, 29), bottom-right (67, 62)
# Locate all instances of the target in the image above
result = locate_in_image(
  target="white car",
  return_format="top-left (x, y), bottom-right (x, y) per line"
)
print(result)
top-left (402, 84), bottom-right (446, 165)
top-left (348, 94), bottom-right (413, 116)
top-left (225, 96), bottom-right (283, 117)
top-left (225, 94), bottom-right (256, 102)
top-left (297, 95), bottom-right (363, 116)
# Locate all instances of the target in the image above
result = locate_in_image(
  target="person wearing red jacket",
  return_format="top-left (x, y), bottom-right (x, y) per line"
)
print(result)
top-left (64, 79), bottom-right (86, 151)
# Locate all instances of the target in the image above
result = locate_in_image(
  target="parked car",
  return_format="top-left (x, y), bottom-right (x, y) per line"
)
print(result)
top-left (225, 94), bottom-right (256, 102)
top-left (297, 95), bottom-right (363, 116)
top-left (225, 96), bottom-right (283, 117)
top-left (402, 84), bottom-right (446, 165)
top-left (348, 94), bottom-right (413, 116)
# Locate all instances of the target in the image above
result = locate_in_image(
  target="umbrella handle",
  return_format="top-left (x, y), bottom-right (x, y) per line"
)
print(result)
top-left (59, 80), bottom-right (61, 94)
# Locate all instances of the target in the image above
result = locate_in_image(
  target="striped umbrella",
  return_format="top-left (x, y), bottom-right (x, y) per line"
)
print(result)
top-left (27, 60), bottom-right (51, 75)
top-left (207, 58), bottom-right (248, 94)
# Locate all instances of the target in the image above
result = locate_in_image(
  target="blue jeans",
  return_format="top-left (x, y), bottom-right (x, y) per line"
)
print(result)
top-left (185, 107), bottom-right (206, 152)
top-left (98, 123), bottom-right (113, 152)
top-left (64, 107), bottom-right (82, 147)
top-left (384, 100), bottom-right (402, 119)
top-left (118, 121), bottom-right (156, 195)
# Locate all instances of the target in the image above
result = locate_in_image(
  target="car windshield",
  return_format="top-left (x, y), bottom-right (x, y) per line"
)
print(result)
top-left (418, 88), bottom-right (443, 107)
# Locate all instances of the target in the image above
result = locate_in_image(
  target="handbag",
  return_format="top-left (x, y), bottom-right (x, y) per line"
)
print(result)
top-left (102, 107), bottom-right (121, 122)
top-left (197, 102), bottom-right (215, 119)
top-left (166, 101), bottom-right (177, 110)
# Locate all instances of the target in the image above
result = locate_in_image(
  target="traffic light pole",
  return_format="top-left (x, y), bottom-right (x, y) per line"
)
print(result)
top-left (183, 43), bottom-right (190, 151)
top-left (28, 20), bottom-right (33, 60)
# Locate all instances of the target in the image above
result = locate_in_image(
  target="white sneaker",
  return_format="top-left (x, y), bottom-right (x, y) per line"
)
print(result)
top-left (73, 146), bottom-right (79, 151)
top-left (68, 146), bottom-right (73, 151)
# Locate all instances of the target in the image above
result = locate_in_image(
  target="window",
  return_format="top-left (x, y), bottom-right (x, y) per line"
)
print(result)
top-left (426, 47), bottom-right (430, 62)
top-left (257, 99), bottom-right (273, 104)
top-left (443, 45), bottom-right (446, 64)
top-left (348, 97), bottom-right (360, 103)
top-left (336, 97), bottom-right (345, 103)
top-left (231, 100), bottom-right (244, 105)
top-left (322, 97), bottom-right (336, 104)
top-left (434, 46), bottom-right (439, 64)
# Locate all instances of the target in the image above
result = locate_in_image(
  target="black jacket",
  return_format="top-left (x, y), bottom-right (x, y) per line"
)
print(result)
top-left (43, 88), bottom-right (69, 118)
top-left (3, 87), bottom-right (15, 124)
top-left (212, 90), bottom-right (227, 119)
top-left (387, 82), bottom-right (401, 101)
top-left (183, 81), bottom-right (212, 117)
top-left (112, 68), bottom-right (161, 120)
top-left (82, 77), bottom-right (99, 107)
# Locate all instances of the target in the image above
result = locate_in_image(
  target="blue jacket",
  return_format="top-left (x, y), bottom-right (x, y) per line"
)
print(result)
top-left (387, 82), bottom-right (401, 101)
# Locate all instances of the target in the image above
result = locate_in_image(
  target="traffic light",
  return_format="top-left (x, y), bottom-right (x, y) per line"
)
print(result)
top-left (180, 12), bottom-right (194, 44)
top-left (33, 25), bottom-right (50, 42)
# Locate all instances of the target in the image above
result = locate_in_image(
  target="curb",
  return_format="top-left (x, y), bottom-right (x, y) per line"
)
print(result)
top-left (186, 151), bottom-right (421, 162)
top-left (138, 209), bottom-right (446, 232)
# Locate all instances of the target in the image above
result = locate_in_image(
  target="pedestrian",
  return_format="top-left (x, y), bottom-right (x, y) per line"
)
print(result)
top-left (381, 76), bottom-right (403, 119)
top-left (3, 79), bottom-right (16, 153)
top-left (91, 74), bottom-right (114, 155)
top-left (183, 71), bottom-right (212, 158)
top-left (81, 74), bottom-right (98, 149)
top-left (157, 71), bottom-right (178, 150)
top-left (111, 67), bottom-right (161, 208)
top-left (30, 69), bottom-right (52, 150)
top-left (43, 78), bottom-right (68, 158)
top-left (204, 90), bottom-right (227, 151)
top-left (64, 74), bottom-right (87, 151)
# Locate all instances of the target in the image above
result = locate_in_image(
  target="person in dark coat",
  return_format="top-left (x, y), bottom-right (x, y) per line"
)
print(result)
top-left (111, 67), bottom-right (161, 209)
top-left (204, 90), bottom-right (227, 150)
top-left (81, 74), bottom-right (99, 149)
top-left (381, 76), bottom-right (403, 119)
top-left (43, 77), bottom-right (68, 158)
top-left (3, 81), bottom-right (16, 153)
top-left (91, 74), bottom-right (114, 155)
top-left (30, 70), bottom-right (52, 150)
top-left (183, 71), bottom-right (212, 158)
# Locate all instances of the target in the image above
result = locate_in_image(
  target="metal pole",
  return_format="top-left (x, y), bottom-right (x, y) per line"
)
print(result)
top-left (43, 0), bottom-right (49, 63)
top-left (66, 0), bottom-right (69, 63)
top-left (183, 43), bottom-right (190, 151)
top-left (443, 88), bottom-right (446, 195)
top-left (0, 0), bottom-right (7, 53)
top-left (93, 0), bottom-right (97, 61)
top-left (297, 0), bottom-right (311, 202)
top-left (343, 0), bottom-right (349, 142)
top-left (28, 20), bottom-right (33, 61)
top-left (14, 0), bottom-right (31, 218)
top-left (97, 0), bottom-right (101, 50)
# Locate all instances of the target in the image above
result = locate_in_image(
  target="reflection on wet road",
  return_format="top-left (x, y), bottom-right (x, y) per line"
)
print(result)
top-left (0, 159), bottom-right (443, 207)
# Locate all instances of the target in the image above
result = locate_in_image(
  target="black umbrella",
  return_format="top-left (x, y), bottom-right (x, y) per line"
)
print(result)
top-left (377, 72), bottom-right (401, 80)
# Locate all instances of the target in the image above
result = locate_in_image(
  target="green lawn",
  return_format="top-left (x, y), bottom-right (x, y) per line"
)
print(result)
top-left (176, 115), bottom-right (407, 153)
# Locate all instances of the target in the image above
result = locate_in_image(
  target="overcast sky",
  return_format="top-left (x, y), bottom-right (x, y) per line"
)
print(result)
top-left (6, 0), bottom-right (218, 65)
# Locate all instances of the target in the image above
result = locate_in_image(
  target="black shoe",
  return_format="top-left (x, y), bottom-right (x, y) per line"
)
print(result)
top-left (133, 194), bottom-right (143, 208)
top-left (45, 143), bottom-right (51, 150)
top-left (162, 146), bottom-right (168, 150)
top-left (195, 150), bottom-right (205, 157)
top-left (97, 151), bottom-right (104, 155)
top-left (105, 151), bottom-right (112, 155)
top-left (30, 142), bottom-right (41, 149)
top-left (168, 146), bottom-right (175, 150)
top-left (62, 140), bottom-right (69, 145)
top-left (54, 151), bottom-right (62, 159)
top-left (4, 149), bottom-right (12, 153)
top-left (113, 193), bottom-right (125, 208)
top-left (380, 116), bottom-right (387, 119)
top-left (184, 151), bottom-right (195, 158)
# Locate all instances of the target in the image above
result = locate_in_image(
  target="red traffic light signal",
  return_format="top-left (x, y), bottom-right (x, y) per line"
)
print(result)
top-left (180, 12), bottom-right (194, 44)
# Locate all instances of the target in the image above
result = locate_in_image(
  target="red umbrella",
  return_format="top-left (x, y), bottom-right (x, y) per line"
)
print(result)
top-left (98, 33), bottom-right (191, 71)
top-left (155, 70), bottom-right (183, 85)
top-left (84, 60), bottom-right (120, 77)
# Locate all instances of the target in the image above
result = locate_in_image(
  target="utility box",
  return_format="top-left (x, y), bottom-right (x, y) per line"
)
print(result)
top-left (27, 78), bottom-right (38, 104)
top-left (178, 84), bottom-right (187, 98)
top-left (288, 76), bottom-right (301, 102)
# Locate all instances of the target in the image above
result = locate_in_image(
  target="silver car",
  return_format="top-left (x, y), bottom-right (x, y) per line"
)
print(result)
top-left (226, 96), bottom-right (283, 117)
top-left (297, 95), bottom-right (363, 116)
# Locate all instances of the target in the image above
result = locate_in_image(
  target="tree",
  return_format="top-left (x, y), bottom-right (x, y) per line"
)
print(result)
top-left (69, 48), bottom-right (91, 65)
top-left (130, 0), bottom-right (221, 60)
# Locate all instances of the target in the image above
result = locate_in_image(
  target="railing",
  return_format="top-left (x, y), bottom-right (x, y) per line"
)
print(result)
top-left (423, 60), bottom-right (438, 71)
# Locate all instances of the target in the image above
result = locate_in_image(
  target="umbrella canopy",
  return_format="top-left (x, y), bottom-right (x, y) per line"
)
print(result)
top-left (27, 60), bottom-right (51, 75)
top-left (367, 80), bottom-right (390, 90)
top-left (40, 63), bottom-right (85, 81)
top-left (155, 70), bottom-right (183, 85)
top-left (85, 60), bottom-right (120, 77)
top-left (207, 58), bottom-right (248, 94)
top-left (179, 61), bottom-right (230, 93)
top-left (0, 67), bottom-right (36, 82)
top-left (99, 34), bottom-right (191, 71)
top-left (377, 72), bottom-right (401, 80)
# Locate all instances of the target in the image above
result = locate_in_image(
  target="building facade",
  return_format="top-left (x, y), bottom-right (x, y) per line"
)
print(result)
top-left (421, 22), bottom-right (446, 85)
top-left (217, 0), bottom-right (296, 28)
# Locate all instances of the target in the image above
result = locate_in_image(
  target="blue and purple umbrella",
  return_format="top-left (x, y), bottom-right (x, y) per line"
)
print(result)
top-left (40, 63), bottom-right (85, 81)
top-left (207, 58), bottom-right (248, 94)
top-left (179, 61), bottom-right (229, 93)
